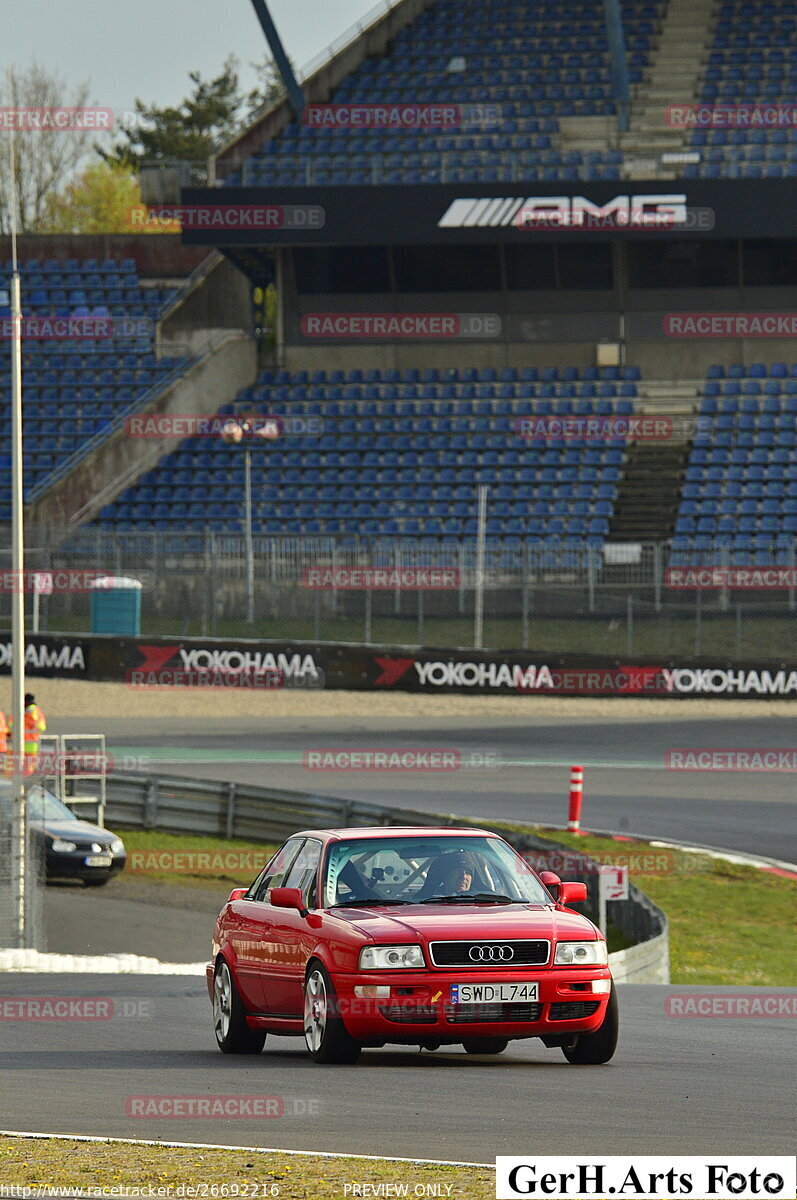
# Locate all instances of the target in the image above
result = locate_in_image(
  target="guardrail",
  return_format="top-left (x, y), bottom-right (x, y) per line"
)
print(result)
top-left (104, 771), bottom-right (669, 983)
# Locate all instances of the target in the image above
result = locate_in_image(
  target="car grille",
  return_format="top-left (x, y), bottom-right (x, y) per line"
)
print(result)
top-left (445, 1002), bottom-right (542, 1024)
top-left (379, 1005), bottom-right (438, 1024)
top-left (429, 940), bottom-right (550, 968)
top-left (549, 1001), bottom-right (600, 1020)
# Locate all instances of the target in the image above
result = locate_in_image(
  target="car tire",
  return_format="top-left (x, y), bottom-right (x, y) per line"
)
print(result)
top-left (304, 963), bottom-right (361, 1065)
top-left (562, 985), bottom-right (619, 1065)
top-left (463, 1038), bottom-right (509, 1055)
top-left (213, 958), bottom-right (266, 1055)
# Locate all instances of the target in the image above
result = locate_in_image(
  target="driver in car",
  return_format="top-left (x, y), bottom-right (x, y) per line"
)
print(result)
top-left (428, 849), bottom-right (482, 896)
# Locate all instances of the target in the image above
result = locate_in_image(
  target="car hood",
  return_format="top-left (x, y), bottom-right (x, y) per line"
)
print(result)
top-left (34, 817), bottom-right (115, 844)
top-left (332, 903), bottom-right (597, 942)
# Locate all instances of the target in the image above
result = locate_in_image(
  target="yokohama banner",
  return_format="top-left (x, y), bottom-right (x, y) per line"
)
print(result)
top-left (2, 633), bottom-right (797, 697)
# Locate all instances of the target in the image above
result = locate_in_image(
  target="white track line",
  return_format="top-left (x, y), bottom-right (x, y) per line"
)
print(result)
top-left (0, 950), bottom-right (205, 974)
top-left (0, 1130), bottom-right (492, 1169)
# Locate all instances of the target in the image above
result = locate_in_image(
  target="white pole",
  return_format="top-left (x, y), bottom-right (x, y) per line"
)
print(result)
top-left (244, 448), bottom-right (255, 624)
top-left (8, 66), bottom-right (28, 948)
top-left (474, 484), bottom-right (488, 649)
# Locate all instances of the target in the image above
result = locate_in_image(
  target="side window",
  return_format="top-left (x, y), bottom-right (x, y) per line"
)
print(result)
top-left (283, 838), bottom-right (322, 906)
top-left (250, 839), bottom-right (304, 902)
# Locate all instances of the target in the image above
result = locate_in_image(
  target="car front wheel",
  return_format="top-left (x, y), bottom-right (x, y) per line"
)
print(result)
top-left (562, 984), bottom-right (619, 1064)
top-left (213, 958), bottom-right (266, 1055)
top-left (304, 964), bottom-right (361, 1065)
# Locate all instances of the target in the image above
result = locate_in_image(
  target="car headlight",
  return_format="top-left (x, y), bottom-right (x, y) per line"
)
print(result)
top-left (554, 941), bottom-right (608, 966)
top-left (109, 838), bottom-right (125, 855)
top-left (51, 839), bottom-right (77, 853)
top-left (359, 945), bottom-right (425, 970)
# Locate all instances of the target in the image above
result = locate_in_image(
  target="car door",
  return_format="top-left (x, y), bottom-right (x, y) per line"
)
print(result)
top-left (225, 838), bottom-right (304, 1011)
top-left (260, 838), bottom-right (323, 1018)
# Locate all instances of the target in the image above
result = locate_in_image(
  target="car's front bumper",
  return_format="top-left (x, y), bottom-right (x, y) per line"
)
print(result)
top-left (332, 968), bottom-right (612, 1042)
top-left (46, 852), bottom-right (126, 883)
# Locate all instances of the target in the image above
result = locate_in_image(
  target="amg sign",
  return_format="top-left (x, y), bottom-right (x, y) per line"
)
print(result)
top-left (438, 194), bottom-right (688, 229)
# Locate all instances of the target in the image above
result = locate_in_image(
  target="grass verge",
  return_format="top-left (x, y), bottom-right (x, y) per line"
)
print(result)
top-left (0, 1137), bottom-right (493, 1198)
top-left (494, 822), bottom-right (796, 987)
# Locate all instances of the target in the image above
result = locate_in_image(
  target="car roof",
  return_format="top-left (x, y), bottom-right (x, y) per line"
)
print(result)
top-left (292, 826), bottom-right (498, 842)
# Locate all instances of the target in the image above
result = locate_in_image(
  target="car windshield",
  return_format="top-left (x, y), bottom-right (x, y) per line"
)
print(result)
top-left (322, 835), bottom-right (550, 908)
top-left (0, 783), bottom-right (78, 824)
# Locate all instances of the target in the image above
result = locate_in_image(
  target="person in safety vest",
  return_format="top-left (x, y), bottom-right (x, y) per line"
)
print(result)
top-left (0, 709), bottom-right (8, 776)
top-left (9, 693), bottom-right (47, 777)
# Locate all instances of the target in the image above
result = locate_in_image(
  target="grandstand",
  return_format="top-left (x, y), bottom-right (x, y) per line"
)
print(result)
top-left (4, 0), bottom-right (797, 624)
top-left (0, 256), bottom-right (184, 519)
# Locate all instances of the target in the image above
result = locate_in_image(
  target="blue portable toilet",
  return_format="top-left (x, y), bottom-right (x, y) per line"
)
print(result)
top-left (89, 575), bottom-right (143, 636)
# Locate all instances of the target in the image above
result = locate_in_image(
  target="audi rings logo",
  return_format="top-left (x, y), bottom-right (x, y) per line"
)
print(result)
top-left (468, 944), bottom-right (514, 961)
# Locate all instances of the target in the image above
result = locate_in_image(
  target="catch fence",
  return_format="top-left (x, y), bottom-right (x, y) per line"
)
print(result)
top-left (2, 531), bottom-right (796, 660)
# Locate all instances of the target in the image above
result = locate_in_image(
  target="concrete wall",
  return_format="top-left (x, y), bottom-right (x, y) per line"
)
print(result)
top-left (610, 929), bottom-right (670, 984)
top-left (28, 333), bottom-right (257, 533)
top-left (158, 255), bottom-right (254, 357)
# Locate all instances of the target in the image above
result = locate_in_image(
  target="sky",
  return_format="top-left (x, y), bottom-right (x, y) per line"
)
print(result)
top-left (9, 0), bottom-right (386, 114)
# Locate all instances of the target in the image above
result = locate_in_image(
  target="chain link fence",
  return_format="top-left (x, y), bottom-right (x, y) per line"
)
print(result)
top-left (1, 531), bottom-right (795, 660)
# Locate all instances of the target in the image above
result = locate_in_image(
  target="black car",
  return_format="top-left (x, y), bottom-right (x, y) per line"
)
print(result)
top-left (0, 781), bottom-right (126, 886)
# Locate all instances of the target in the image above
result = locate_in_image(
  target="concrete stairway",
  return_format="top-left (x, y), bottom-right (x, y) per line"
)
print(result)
top-left (607, 379), bottom-right (701, 541)
top-left (621, 0), bottom-right (719, 178)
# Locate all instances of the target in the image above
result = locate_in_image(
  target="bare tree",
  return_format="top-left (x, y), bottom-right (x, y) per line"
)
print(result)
top-left (0, 63), bottom-right (96, 234)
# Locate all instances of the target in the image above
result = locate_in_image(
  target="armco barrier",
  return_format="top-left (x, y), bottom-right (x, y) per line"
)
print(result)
top-left (104, 771), bottom-right (669, 983)
top-left (2, 630), bottom-right (797, 698)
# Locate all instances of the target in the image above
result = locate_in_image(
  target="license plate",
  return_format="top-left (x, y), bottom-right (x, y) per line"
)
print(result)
top-left (450, 981), bottom-right (539, 1003)
top-left (84, 855), bottom-right (112, 867)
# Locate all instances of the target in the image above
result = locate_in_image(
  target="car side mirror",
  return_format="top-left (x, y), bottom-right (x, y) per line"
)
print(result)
top-left (227, 887), bottom-right (248, 902)
top-left (558, 881), bottom-right (588, 906)
top-left (539, 870), bottom-right (561, 898)
top-left (271, 886), bottom-right (308, 917)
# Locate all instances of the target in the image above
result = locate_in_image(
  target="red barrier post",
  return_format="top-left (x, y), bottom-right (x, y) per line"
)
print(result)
top-left (568, 765), bottom-right (584, 833)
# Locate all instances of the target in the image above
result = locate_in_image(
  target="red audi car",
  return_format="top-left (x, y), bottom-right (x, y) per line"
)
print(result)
top-left (207, 826), bottom-right (618, 1065)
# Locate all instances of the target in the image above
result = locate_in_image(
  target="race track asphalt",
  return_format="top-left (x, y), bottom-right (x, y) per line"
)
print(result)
top-left (1, 977), bottom-right (794, 1160)
top-left (62, 712), bottom-right (797, 859)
